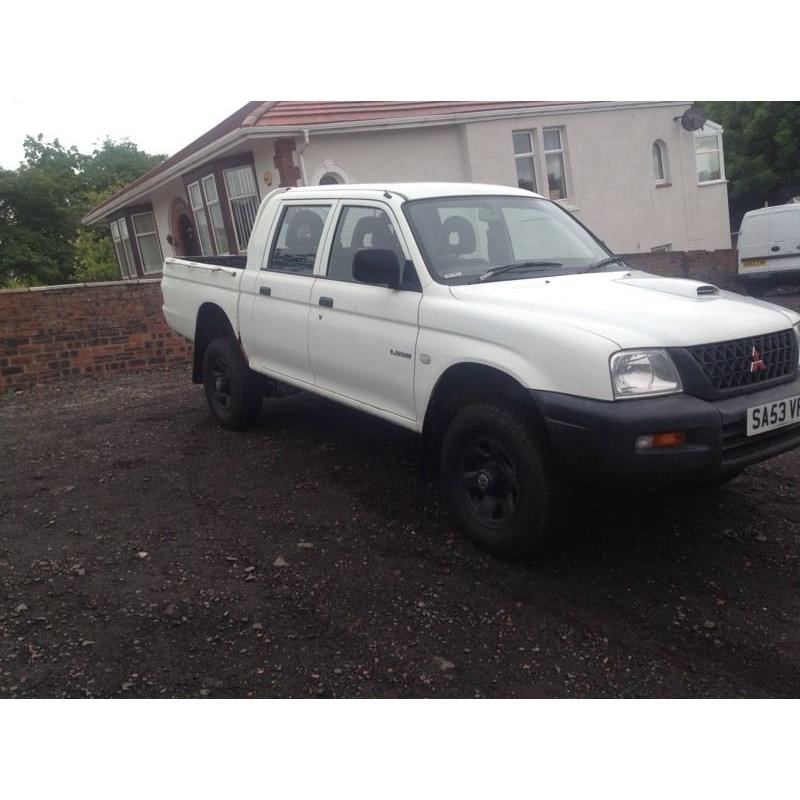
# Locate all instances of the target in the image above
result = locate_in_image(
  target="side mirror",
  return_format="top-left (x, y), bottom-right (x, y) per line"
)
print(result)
top-left (353, 248), bottom-right (400, 289)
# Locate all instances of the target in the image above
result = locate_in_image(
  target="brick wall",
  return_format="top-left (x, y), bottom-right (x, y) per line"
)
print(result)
top-left (0, 280), bottom-right (191, 391)
top-left (618, 248), bottom-right (737, 287)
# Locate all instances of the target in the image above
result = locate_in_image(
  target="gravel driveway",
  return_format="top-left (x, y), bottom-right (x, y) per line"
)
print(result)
top-left (2, 294), bottom-right (799, 698)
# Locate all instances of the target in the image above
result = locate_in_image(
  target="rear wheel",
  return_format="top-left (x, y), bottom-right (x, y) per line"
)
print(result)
top-left (202, 337), bottom-right (262, 430)
top-left (440, 401), bottom-right (560, 558)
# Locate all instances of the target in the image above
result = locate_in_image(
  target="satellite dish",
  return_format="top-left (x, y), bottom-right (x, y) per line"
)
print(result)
top-left (680, 107), bottom-right (707, 131)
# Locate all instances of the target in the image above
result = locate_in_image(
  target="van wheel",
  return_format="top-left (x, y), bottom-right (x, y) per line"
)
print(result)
top-left (202, 337), bottom-right (262, 430)
top-left (440, 401), bottom-right (559, 558)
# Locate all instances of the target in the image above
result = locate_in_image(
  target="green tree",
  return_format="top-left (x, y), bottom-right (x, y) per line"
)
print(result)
top-left (702, 102), bottom-right (800, 229)
top-left (0, 135), bottom-right (163, 287)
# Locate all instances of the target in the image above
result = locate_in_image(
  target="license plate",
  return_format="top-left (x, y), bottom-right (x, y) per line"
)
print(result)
top-left (747, 395), bottom-right (800, 436)
top-left (741, 258), bottom-right (767, 268)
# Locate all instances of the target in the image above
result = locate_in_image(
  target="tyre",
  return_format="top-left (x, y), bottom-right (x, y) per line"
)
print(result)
top-left (440, 401), bottom-right (560, 558)
top-left (202, 337), bottom-right (262, 430)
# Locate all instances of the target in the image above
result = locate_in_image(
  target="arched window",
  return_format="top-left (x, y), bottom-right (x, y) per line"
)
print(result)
top-left (652, 141), bottom-right (668, 184)
top-left (319, 172), bottom-right (342, 185)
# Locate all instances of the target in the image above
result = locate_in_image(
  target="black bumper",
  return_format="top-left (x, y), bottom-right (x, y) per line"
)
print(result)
top-left (531, 377), bottom-right (800, 484)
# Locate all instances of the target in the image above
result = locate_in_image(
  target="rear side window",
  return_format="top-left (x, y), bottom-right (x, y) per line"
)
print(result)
top-left (268, 205), bottom-right (331, 273)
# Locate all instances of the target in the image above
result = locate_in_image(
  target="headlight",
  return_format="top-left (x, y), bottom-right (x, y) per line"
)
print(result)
top-left (610, 349), bottom-right (683, 399)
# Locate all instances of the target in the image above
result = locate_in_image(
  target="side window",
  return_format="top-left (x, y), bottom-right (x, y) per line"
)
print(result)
top-left (327, 206), bottom-right (407, 283)
top-left (268, 204), bottom-right (331, 273)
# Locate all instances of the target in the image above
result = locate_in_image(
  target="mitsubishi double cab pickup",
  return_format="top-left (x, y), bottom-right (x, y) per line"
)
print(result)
top-left (161, 183), bottom-right (800, 557)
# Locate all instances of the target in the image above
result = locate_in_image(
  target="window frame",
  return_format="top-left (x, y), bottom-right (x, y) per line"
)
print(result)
top-left (265, 201), bottom-right (334, 276)
top-left (694, 126), bottom-right (726, 185)
top-left (223, 164), bottom-right (261, 253)
top-left (130, 210), bottom-right (164, 274)
top-left (512, 130), bottom-right (538, 193)
top-left (108, 203), bottom-right (161, 279)
top-left (652, 140), bottom-right (669, 185)
top-left (321, 200), bottom-right (419, 290)
top-left (182, 152), bottom-right (260, 256)
top-left (542, 126), bottom-right (569, 200)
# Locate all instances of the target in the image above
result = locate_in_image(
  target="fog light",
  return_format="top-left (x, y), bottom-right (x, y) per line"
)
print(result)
top-left (636, 431), bottom-right (686, 450)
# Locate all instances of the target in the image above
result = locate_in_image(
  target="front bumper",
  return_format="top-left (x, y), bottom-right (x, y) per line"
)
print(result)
top-left (531, 376), bottom-right (800, 484)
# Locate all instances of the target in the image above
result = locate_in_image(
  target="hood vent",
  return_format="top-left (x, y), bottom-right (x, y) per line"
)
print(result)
top-left (696, 284), bottom-right (721, 296)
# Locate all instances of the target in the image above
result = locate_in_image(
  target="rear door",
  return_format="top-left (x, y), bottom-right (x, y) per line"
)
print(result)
top-left (767, 209), bottom-right (800, 274)
top-left (307, 201), bottom-right (422, 421)
top-left (241, 201), bottom-right (334, 383)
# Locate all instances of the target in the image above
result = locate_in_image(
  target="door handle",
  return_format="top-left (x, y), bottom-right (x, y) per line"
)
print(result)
top-left (319, 296), bottom-right (334, 308)
top-left (771, 246), bottom-right (780, 252)
top-left (259, 286), bottom-right (271, 296)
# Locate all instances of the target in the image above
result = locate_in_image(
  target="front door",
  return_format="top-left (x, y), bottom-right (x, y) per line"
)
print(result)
top-left (307, 202), bottom-right (422, 421)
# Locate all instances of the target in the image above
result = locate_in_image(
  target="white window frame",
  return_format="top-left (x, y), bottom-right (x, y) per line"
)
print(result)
top-left (110, 218), bottom-right (136, 279)
top-left (652, 140), bottom-right (669, 185)
top-left (187, 180), bottom-right (214, 256)
top-left (543, 127), bottom-right (568, 200)
top-left (223, 165), bottom-right (260, 253)
top-left (694, 123), bottom-right (726, 186)
top-left (130, 211), bottom-right (163, 274)
top-left (512, 130), bottom-right (538, 193)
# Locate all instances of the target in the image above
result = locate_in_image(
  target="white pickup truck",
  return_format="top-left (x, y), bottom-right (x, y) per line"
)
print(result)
top-left (161, 182), bottom-right (800, 557)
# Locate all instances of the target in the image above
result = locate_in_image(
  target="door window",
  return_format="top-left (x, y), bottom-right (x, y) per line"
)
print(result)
top-left (327, 206), bottom-right (406, 283)
top-left (267, 205), bottom-right (331, 273)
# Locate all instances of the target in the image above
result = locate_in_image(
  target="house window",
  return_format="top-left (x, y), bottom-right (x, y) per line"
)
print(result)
top-left (110, 218), bottom-right (137, 278)
top-left (512, 131), bottom-right (537, 192)
top-left (188, 176), bottom-right (230, 256)
top-left (695, 130), bottom-right (723, 183)
top-left (652, 141), bottom-right (668, 183)
top-left (319, 172), bottom-right (342, 185)
top-left (543, 127), bottom-right (568, 200)
top-left (223, 165), bottom-right (260, 252)
top-left (130, 211), bottom-right (163, 273)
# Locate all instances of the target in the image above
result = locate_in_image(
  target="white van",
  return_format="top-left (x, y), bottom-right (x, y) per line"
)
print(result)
top-left (737, 204), bottom-right (800, 296)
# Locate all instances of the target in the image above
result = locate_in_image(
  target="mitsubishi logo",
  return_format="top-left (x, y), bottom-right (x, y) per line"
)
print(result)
top-left (750, 346), bottom-right (768, 373)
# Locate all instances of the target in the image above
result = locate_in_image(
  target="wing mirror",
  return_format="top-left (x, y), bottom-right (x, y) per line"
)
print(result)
top-left (353, 248), bottom-right (400, 289)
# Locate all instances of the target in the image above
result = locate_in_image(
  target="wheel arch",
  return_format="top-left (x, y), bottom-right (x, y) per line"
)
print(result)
top-left (419, 361), bottom-right (544, 475)
top-left (193, 303), bottom-right (237, 383)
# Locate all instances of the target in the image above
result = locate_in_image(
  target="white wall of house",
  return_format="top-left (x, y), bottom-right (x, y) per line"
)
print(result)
top-left (296, 104), bottom-right (731, 253)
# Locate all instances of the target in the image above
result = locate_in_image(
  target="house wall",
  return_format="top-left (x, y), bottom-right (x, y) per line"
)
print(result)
top-left (295, 105), bottom-right (731, 253)
top-left (299, 126), bottom-right (467, 185)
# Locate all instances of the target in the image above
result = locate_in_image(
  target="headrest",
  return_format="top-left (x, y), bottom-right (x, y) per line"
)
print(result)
top-left (438, 216), bottom-right (476, 255)
top-left (352, 216), bottom-right (395, 250)
top-left (285, 210), bottom-right (324, 249)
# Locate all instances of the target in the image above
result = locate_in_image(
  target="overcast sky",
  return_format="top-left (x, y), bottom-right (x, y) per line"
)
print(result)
top-left (1, 0), bottom-right (791, 172)
top-left (0, 98), bottom-right (247, 168)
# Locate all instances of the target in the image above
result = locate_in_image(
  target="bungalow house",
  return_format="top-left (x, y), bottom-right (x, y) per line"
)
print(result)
top-left (82, 101), bottom-right (731, 279)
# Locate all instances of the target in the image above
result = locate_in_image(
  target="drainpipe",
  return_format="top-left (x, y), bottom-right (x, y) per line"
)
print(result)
top-left (297, 129), bottom-right (311, 186)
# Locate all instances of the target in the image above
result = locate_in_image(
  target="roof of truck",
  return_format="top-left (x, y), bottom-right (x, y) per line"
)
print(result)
top-left (283, 182), bottom-right (543, 200)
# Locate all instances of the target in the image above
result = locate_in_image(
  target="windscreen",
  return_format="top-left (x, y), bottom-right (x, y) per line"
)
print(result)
top-left (403, 195), bottom-right (609, 284)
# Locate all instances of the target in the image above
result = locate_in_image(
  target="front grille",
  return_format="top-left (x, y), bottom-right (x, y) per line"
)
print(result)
top-left (689, 330), bottom-right (796, 391)
top-left (721, 417), bottom-right (800, 466)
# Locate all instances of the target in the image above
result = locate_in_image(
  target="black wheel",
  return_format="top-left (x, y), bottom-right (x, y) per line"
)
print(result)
top-left (202, 337), bottom-right (262, 430)
top-left (440, 401), bottom-right (559, 557)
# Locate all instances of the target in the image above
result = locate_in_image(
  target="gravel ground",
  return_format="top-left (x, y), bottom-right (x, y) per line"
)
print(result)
top-left (2, 292), bottom-right (799, 698)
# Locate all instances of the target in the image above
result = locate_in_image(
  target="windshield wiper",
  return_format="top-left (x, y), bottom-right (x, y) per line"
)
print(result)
top-left (475, 261), bottom-right (563, 283)
top-left (582, 256), bottom-right (627, 273)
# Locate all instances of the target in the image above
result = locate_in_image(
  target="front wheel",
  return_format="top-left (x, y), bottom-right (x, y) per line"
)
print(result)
top-left (440, 401), bottom-right (560, 558)
top-left (202, 337), bottom-right (262, 430)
